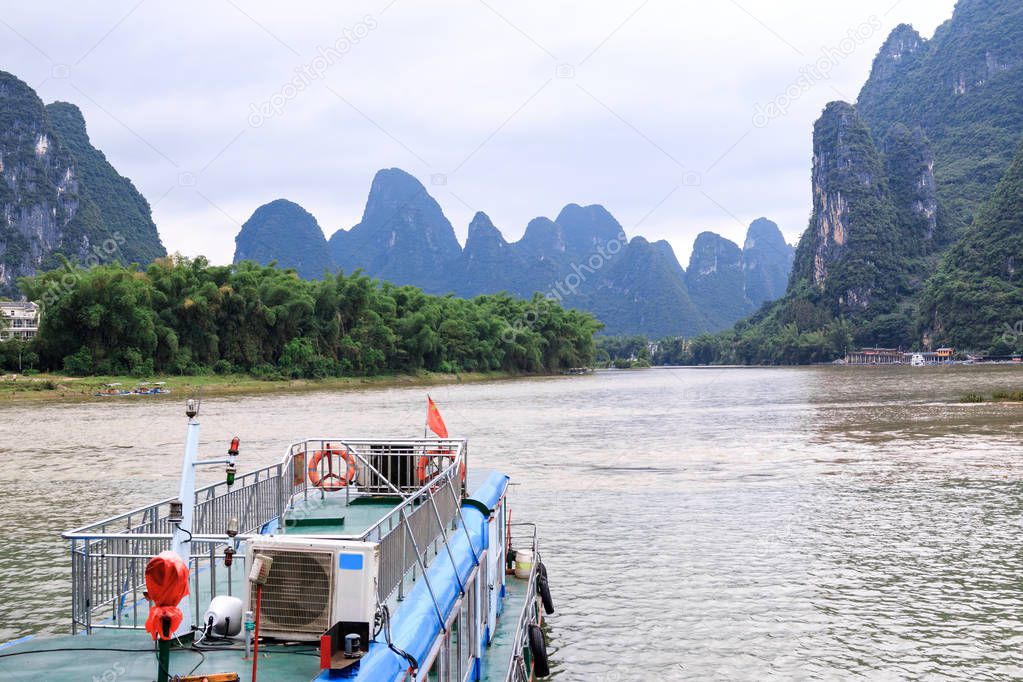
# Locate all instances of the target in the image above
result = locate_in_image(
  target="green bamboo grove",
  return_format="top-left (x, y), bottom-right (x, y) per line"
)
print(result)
top-left (15, 257), bottom-right (601, 377)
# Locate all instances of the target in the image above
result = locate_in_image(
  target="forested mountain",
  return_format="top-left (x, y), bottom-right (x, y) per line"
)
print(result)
top-left (452, 212), bottom-right (537, 299)
top-left (234, 199), bottom-right (335, 279)
top-left (857, 2), bottom-right (1023, 240)
top-left (235, 168), bottom-right (794, 337)
top-left (691, 0), bottom-right (1023, 363)
top-left (686, 232), bottom-right (751, 330)
top-left (742, 218), bottom-right (795, 306)
top-left (45, 101), bottom-right (165, 265)
top-left (0, 71), bottom-right (165, 296)
top-left (586, 235), bottom-right (708, 338)
top-left (920, 140), bottom-right (1023, 351)
top-left (328, 168), bottom-right (461, 292)
top-left (789, 101), bottom-right (904, 319)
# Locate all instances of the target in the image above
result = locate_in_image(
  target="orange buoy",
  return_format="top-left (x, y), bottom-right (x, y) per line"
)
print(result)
top-left (416, 449), bottom-right (465, 485)
top-left (308, 444), bottom-right (356, 490)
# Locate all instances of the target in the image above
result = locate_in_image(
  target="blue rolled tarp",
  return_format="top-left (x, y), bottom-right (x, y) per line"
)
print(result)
top-left (336, 473), bottom-right (507, 681)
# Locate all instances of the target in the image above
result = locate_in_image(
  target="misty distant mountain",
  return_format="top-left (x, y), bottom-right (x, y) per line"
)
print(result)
top-left (328, 168), bottom-right (461, 292)
top-left (233, 168), bottom-right (794, 337)
top-left (742, 218), bottom-right (795, 306)
top-left (234, 199), bottom-right (334, 279)
top-left (686, 231), bottom-right (751, 330)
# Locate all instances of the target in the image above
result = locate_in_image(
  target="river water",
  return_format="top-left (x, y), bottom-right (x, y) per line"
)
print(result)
top-left (1, 366), bottom-right (1021, 679)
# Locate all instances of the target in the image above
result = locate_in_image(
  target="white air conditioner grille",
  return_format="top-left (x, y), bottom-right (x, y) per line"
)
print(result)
top-left (250, 548), bottom-right (333, 635)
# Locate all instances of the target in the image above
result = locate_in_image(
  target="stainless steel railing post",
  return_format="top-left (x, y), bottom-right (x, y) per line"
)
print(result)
top-left (445, 476), bottom-right (480, 567)
top-left (428, 486), bottom-right (464, 595)
top-left (401, 507), bottom-right (446, 632)
top-left (398, 520), bottom-right (407, 601)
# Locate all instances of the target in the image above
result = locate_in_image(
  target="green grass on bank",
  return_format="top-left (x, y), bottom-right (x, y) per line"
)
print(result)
top-left (0, 370), bottom-right (522, 403)
top-left (959, 389), bottom-right (1023, 403)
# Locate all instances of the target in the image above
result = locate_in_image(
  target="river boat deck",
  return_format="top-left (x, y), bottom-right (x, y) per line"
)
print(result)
top-left (0, 408), bottom-right (553, 682)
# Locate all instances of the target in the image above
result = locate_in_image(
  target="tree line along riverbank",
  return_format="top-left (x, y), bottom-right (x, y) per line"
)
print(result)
top-left (2, 257), bottom-right (601, 380)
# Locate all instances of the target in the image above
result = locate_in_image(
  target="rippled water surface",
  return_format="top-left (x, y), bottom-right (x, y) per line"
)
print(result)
top-left (2, 366), bottom-right (1022, 679)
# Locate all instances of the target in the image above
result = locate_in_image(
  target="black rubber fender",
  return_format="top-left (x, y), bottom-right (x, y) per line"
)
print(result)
top-left (528, 623), bottom-right (550, 678)
top-left (537, 564), bottom-right (555, 615)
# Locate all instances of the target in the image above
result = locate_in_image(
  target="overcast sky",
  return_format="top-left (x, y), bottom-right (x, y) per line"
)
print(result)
top-left (1, 0), bottom-right (957, 265)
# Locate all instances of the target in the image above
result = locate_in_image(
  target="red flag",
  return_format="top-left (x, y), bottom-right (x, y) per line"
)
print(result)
top-left (427, 396), bottom-right (448, 438)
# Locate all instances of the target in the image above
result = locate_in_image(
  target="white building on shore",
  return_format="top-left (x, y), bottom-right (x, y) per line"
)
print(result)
top-left (0, 302), bottom-right (40, 341)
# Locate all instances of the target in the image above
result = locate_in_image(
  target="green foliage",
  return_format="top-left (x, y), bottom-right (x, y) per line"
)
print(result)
top-left (857, 3), bottom-right (1023, 240)
top-left (595, 335), bottom-right (649, 366)
top-left (62, 347), bottom-right (93, 375)
top-left (991, 390), bottom-right (1023, 402)
top-left (919, 139), bottom-right (1023, 353)
top-left (883, 123), bottom-right (939, 252)
top-left (234, 199), bottom-right (334, 279)
top-left (18, 257), bottom-right (600, 377)
top-left (45, 102), bottom-right (166, 265)
top-left (854, 312), bottom-right (916, 349)
top-left (653, 296), bottom-right (857, 366)
top-left (0, 338), bottom-right (37, 371)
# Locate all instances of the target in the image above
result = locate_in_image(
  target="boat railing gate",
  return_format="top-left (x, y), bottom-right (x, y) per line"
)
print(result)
top-left (505, 523), bottom-right (542, 682)
top-left (61, 438), bottom-right (467, 634)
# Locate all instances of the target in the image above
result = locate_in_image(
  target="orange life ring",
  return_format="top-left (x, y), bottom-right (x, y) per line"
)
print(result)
top-left (416, 449), bottom-right (465, 485)
top-left (308, 444), bottom-right (356, 490)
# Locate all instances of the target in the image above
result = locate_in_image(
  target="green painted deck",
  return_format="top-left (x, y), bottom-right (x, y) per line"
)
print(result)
top-left (0, 629), bottom-right (322, 681)
top-left (0, 494), bottom-right (403, 680)
top-left (0, 563), bottom-right (538, 682)
top-left (281, 493), bottom-right (398, 537)
top-left (480, 574), bottom-right (530, 682)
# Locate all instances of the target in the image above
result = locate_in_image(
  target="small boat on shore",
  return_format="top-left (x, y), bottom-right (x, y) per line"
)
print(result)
top-left (94, 382), bottom-right (172, 397)
top-left (94, 382), bottom-right (131, 397)
top-left (0, 398), bottom-right (554, 681)
top-left (132, 381), bottom-right (171, 395)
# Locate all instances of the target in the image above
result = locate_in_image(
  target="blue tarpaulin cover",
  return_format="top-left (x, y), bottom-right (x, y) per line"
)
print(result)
top-left (333, 472), bottom-right (509, 681)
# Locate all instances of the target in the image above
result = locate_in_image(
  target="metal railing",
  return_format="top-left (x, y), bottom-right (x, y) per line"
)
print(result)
top-left (62, 438), bottom-right (467, 634)
top-left (374, 473), bottom-right (462, 603)
top-left (66, 536), bottom-right (250, 633)
top-left (288, 438), bottom-right (466, 500)
top-left (504, 523), bottom-right (543, 682)
top-left (193, 458), bottom-right (299, 536)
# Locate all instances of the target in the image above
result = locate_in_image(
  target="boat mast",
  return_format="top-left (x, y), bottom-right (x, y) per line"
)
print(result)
top-left (169, 399), bottom-right (202, 635)
top-left (169, 398), bottom-right (238, 636)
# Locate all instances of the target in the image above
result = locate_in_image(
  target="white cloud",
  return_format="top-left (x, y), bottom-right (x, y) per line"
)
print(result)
top-left (0, 0), bottom-right (957, 264)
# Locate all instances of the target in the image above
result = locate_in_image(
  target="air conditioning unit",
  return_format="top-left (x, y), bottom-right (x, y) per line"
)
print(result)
top-left (244, 537), bottom-right (380, 642)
